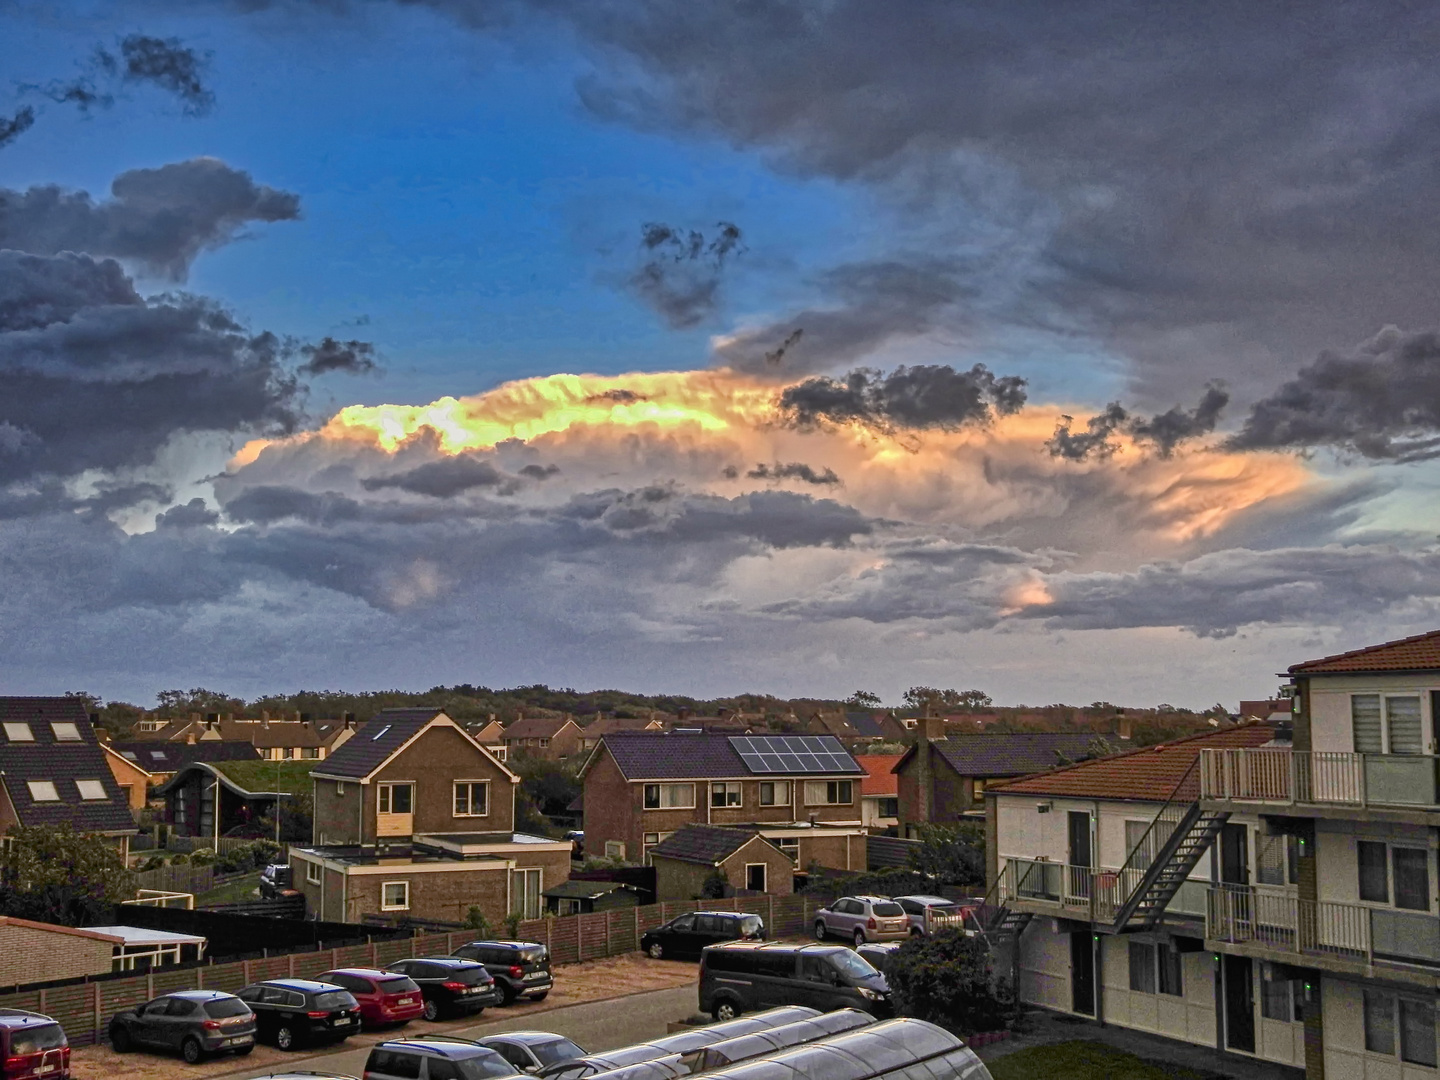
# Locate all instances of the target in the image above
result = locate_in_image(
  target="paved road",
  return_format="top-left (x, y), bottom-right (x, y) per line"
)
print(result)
top-left (223, 983), bottom-right (701, 1078)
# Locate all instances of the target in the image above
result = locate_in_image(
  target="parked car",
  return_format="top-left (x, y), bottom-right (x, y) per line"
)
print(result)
top-left (385, 957), bottom-right (504, 1021)
top-left (316, 969), bottom-right (424, 1030)
top-left (854, 941), bottom-right (902, 975)
top-left (892, 895), bottom-right (965, 935)
top-left (108, 990), bottom-right (257, 1064)
top-left (474, 1032), bottom-right (586, 1073)
top-left (260, 863), bottom-right (300, 899)
top-left (363, 1037), bottom-right (521, 1080)
top-left (254, 1073), bottom-right (361, 1079)
top-left (0, 1008), bottom-right (70, 1079)
top-left (237, 978), bottom-right (362, 1050)
top-left (449, 940), bottom-right (553, 1004)
top-left (812, 895), bottom-right (909, 945)
top-left (699, 942), bottom-right (892, 1020)
top-left (640, 911), bottom-right (765, 961)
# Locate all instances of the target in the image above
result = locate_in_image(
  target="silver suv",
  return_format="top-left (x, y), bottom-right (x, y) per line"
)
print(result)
top-left (813, 895), bottom-right (909, 945)
top-left (893, 894), bottom-right (965, 935)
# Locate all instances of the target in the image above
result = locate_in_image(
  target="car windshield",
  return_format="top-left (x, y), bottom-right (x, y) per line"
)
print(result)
top-left (379, 976), bottom-right (421, 994)
top-left (203, 998), bottom-right (251, 1019)
top-left (459, 1055), bottom-right (524, 1079)
top-left (9, 1024), bottom-right (66, 1054)
top-left (871, 902), bottom-right (905, 917)
top-left (531, 1039), bottom-right (586, 1066)
top-left (830, 951), bottom-right (880, 979)
top-left (458, 967), bottom-right (493, 984)
top-left (314, 991), bottom-right (357, 1010)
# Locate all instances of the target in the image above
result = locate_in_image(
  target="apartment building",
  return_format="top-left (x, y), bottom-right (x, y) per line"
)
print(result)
top-left (290, 708), bottom-right (571, 925)
top-left (579, 732), bottom-right (869, 871)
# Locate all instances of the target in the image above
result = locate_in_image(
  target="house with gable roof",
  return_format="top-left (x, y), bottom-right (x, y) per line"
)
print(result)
top-left (647, 824), bottom-right (797, 899)
top-left (502, 714), bottom-right (584, 760)
top-left (288, 708), bottom-right (571, 925)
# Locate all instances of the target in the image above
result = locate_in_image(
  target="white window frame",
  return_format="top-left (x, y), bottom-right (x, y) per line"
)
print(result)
top-left (306, 860), bottom-right (321, 885)
top-left (803, 779), bottom-right (853, 806)
top-left (76, 779), bottom-right (108, 801)
top-left (380, 880), bottom-right (410, 911)
top-left (512, 867), bottom-right (543, 921)
top-left (1351, 693), bottom-right (1427, 756)
top-left (453, 780), bottom-right (490, 818)
top-left (643, 782), bottom-right (695, 810)
top-left (758, 780), bottom-right (791, 806)
top-left (745, 863), bottom-right (767, 892)
top-left (377, 782), bottom-right (415, 816)
top-left (711, 782), bottom-right (742, 808)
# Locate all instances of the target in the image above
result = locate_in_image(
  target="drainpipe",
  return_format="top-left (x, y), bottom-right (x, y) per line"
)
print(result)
top-left (357, 781), bottom-right (365, 848)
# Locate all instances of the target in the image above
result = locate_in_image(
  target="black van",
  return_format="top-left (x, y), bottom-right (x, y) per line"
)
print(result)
top-left (641, 911), bottom-right (765, 961)
top-left (698, 942), bottom-right (892, 1021)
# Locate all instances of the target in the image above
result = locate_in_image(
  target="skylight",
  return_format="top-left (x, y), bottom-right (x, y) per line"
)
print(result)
top-left (371, 724), bottom-right (392, 741)
top-left (3, 723), bottom-right (33, 742)
top-left (51, 723), bottom-right (81, 742)
top-left (26, 781), bottom-right (58, 802)
top-left (121, 751), bottom-right (138, 761)
top-left (149, 751), bottom-right (166, 760)
top-left (76, 780), bottom-right (107, 800)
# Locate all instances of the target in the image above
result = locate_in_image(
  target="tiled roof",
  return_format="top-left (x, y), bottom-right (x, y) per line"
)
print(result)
top-left (596, 733), bottom-right (864, 781)
top-left (648, 824), bottom-right (773, 866)
top-left (846, 713), bottom-right (885, 738)
top-left (0, 698), bottom-right (136, 833)
top-left (896, 732), bottom-right (1103, 778)
top-left (1289, 629), bottom-right (1440, 674)
top-left (137, 717), bottom-right (350, 749)
top-left (855, 755), bottom-right (902, 797)
top-left (315, 709), bottom-right (441, 779)
top-left (504, 716), bottom-right (577, 740)
top-left (992, 724), bottom-right (1277, 802)
top-left (581, 715), bottom-right (660, 738)
top-left (110, 741), bottom-right (261, 771)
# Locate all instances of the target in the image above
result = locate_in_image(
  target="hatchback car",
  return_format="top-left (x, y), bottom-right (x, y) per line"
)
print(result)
top-left (237, 978), bottom-right (362, 1050)
top-left (386, 957), bottom-right (503, 1020)
top-left (0, 1008), bottom-right (70, 1079)
top-left (813, 895), bottom-right (909, 944)
top-left (474, 1032), bottom-right (586, 1073)
top-left (317, 969), bottom-right (425, 1029)
top-left (641, 911), bottom-right (765, 961)
top-left (364, 1036), bottom-right (521, 1080)
top-left (892, 895), bottom-right (965, 935)
top-left (449, 941), bottom-right (553, 1004)
top-left (855, 941), bottom-right (902, 975)
top-left (108, 990), bottom-right (256, 1063)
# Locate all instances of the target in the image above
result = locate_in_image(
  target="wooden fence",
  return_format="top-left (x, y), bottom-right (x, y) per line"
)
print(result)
top-left (1, 892), bottom-right (826, 1048)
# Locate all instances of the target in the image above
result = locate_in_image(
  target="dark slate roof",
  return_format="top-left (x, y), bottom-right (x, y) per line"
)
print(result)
top-left (846, 713), bottom-right (885, 738)
top-left (898, 732), bottom-right (1106, 778)
top-left (314, 709), bottom-right (441, 779)
top-left (541, 879), bottom-right (636, 900)
top-left (597, 732), bottom-right (864, 780)
top-left (110, 741), bottom-right (261, 772)
top-left (0, 698), bottom-right (136, 833)
top-left (648, 825), bottom-right (770, 866)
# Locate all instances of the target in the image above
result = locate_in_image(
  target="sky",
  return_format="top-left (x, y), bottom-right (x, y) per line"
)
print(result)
top-left (3, 0), bottom-right (1440, 709)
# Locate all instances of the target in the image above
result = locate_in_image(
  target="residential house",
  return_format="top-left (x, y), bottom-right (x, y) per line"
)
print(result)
top-left (157, 760), bottom-right (318, 839)
top-left (1238, 699), bottom-right (1294, 723)
top-left (469, 719), bottom-right (508, 761)
top-left (807, 711), bottom-right (908, 745)
top-left (502, 715), bottom-right (584, 761)
top-left (578, 715), bottom-right (665, 753)
top-left (0, 919), bottom-right (125, 987)
top-left (290, 708), bottom-right (571, 926)
top-left (895, 722), bottom-right (1103, 836)
top-left (132, 714), bottom-right (356, 761)
top-left (647, 824), bottom-right (796, 899)
top-left (101, 744), bottom-right (153, 814)
top-left (542, 879), bottom-right (642, 916)
top-left (855, 755), bottom-right (902, 833)
top-left (0, 698), bottom-right (138, 859)
top-left (107, 740), bottom-right (261, 787)
top-left (579, 732), bottom-right (869, 872)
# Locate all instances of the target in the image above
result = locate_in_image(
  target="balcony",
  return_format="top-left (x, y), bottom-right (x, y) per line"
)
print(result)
top-left (1200, 748), bottom-right (1440, 809)
top-left (1206, 884), bottom-right (1440, 973)
top-left (999, 857), bottom-right (1206, 924)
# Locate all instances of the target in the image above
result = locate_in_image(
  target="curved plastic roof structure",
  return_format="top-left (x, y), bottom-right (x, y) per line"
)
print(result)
top-left (698, 1018), bottom-right (991, 1080)
top-left (687, 1009), bottom-right (876, 1072)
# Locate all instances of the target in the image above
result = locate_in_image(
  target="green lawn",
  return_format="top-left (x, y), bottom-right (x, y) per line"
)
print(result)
top-left (988, 1041), bottom-right (1215, 1080)
top-left (195, 870), bottom-right (262, 907)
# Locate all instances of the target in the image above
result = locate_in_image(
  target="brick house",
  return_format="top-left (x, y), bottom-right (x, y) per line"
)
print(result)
top-left (579, 732), bottom-right (869, 870)
top-left (894, 719), bottom-right (1101, 836)
top-left (578, 715), bottom-right (664, 752)
top-left (105, 739), bottom-right (261, 786)
top-left (806, 711), bottom-right (908, 745)
top-left (101, 744), bottom-right (153, 813)
top-left (131, 713), bottom-right (357, 762)
top-left (290, 708), bottom-right (571, 925)
top-left (469, 719), bottom-right (508, 762)
top-left (855, 754), bottom-right (902, 833)
top-left (648, 824), bottom-right (796, 899)
top-left (502, 715), bottom-right (584, 761)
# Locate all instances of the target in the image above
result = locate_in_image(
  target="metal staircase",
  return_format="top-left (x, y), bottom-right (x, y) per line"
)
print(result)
top-left (965, 861), bottom-right (1036, 947)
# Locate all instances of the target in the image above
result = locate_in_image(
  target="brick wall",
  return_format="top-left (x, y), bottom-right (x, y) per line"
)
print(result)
top-left (582, 749), bottom-right (637, 858)
top-left (719, 844), bottom-right (795, 896)
top-left (0, 925), bottom-right (113, 986)
top-left (375, 726), bottom-right (517, 836)
top-left (313, 776), bottom-right (361, 846)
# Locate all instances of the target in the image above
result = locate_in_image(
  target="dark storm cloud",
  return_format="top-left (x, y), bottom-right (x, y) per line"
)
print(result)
top-left (1229, 327), bottom-right (1440, 461)
top-left (360, 455), bottom-right (509, 498)
top-left (746, 462), bottom-right (840, 486)
top-left (629, 220), bottom-right (744, 328)
top-left (297, 336), bottom-right (378, 376)
top-left (1046, 384), bottom-right (1229, 461)
top-left (155, 498), bottom-right (220, 530)
top-left (0, 108), bottom-right (36, 150)
top-left (0, 159), bottom-right (301, 280)
top-left (779, 362), bottom-right (1026, 434)
top-left (519, 463), bottom-right (559, 479)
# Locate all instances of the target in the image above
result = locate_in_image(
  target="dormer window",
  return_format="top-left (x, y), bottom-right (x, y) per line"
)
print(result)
top-left (51, 723), bottom-right (81, 742)
top-left (26, 781), bottom-right (58, 802)
top-left (3, 723), bottom-right (33, 742)
top-left (76, 780), bottom-right (107, 800)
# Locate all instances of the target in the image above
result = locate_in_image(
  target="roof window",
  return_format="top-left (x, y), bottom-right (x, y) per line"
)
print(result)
top-left (3, 723), bottom-right (34, 742)
top-left (149, 751), bottom-right (166, 760)
top-left (51, 722), bottom-right (81, 742)
top-left (76, 780), bottom-right (108, 800)
top-left (121, 751), bottom-right (138, 761)
top-left (26, 781), bottom-right (59, 802)
top-left (371, 724), bottom-right (392, 741)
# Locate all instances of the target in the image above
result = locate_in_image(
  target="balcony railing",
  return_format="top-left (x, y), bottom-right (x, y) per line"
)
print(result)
top-left (1200, 748), bottom-right (1440, 808)
top-left (1206, 884), bottom-right (1440, 969)
top-left (1000, 858), bottom-right (1207, 923)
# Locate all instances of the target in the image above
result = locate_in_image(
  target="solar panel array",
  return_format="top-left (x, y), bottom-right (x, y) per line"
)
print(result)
top-left (729, 735), bottom-right (857, 774)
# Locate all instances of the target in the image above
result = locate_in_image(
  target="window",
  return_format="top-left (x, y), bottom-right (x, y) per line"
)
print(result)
top-left (539, 738), bottom-right (550, 748)
top-left (306, 860), bottom-right (321, 884)
top-left (1359, 841), bottom-right (1389, 902)
top-left (1261, 965), bottom-right (1300, 1021)
top-left (1125, 820), bottom-right (1153, 871)
top-left (454, 781), bottom-right (490, 817)
top-left (512, 867), bottom-right (542, 920)
top-left (1353, 695), bottom-right (1383, 753)
top-left (1393, 847), bottom-right (1429, 911)
top-left (50, 723), bottom-right (81, 742)
top-left (283, 747), bottom-right (296, 760)
top-left (1367, 991), bottom-right (1438, 1067)
top-left (642, 783), bottom-right (695, 809)
top-left (604, 840), bottom-right (625, 859)
top-left (1127, 941), bottom-right (1156, 993)
top-left (1388, 696), bottom-right (1424, 755)
top-left (1258, 834), bottom-right (1300, 886)
top-left (971, 777), bottom-right (987, 801)
top-left (75, 779), bottom-right (107, 800)
top-left (746, 863), bottom-right (767, 891)
top-left (378, 783), bottom-right (413, 815)
top-left (1353, 694), bottom-right (1426, 756)
top-left (381, 881), bottom-right (410, 911)
top-left (803, 780), bottom-right (853, 806)
top-left (366, 1050), bottom-right (422, 1079)
top-left (26, 781), bottom-right (58, 802)
top-left (303, 747), bottom-right (320, 759)
top-left (3, 723), bottom-right (33, 742)
top-left (643, 832), bottom-right (660, 845)
top-left (758, 781), bottom-right (790, 806)
top-left (711, 782), bottom-right (742, 808)
top-left (1157, 944), bottom-right (1183, 997)
top-left (878, 797), bottom-right (899, 818)
top-left (776, 837), bottom-right (799, 858)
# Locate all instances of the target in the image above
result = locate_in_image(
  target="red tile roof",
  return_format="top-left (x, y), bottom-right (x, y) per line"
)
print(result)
top-left (992, 724), bottom-right (1277, 802)
top-left (1289, 629), bottom-right (1440, 674)
top-left (855, 755), bottom-right (902, 797)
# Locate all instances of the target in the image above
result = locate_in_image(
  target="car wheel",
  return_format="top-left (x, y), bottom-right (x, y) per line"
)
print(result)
top-left (181, 1036), bottom-right (206, 1064)
top-left (423, 998), bottom-right (440, 1022)
top-left (648, 942), bottom-right (664, 959)
top-left (910, 927), bottom-right (923, 937)
top-left (275, 1024), bottom-right (296, 1050)
top-left (109, 1025), bottom-right (133, 1053)
top-left (853, 928), bottom-right (866, 947)
top-left (531, 991), bottom-right (548, 1001)
top-left (500, 983), bottom-right (518, 1006)
top-left (712, 999), bottom-right (739, 1022)
top-left (813, 920), bottom-right (827, 941)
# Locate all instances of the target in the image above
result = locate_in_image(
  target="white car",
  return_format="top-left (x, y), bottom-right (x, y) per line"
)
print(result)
top-left (813, 895), bottom-right (910, 945)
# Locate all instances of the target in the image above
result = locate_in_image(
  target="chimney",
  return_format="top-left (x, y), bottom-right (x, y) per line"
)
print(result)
top-left (344, 711), bottom-right (357, 731)
top-left (915, 715), bottom-right (945, 826)
top-left (205, 712), bottom-right (219, 730)
top-left (300, 713), bottom-right (312, 727)
top-left (261, 711), bottom-right (270, 730)
top-left (1116, 715), bottom-right (1133, 740)
top-left (186, 730), bottom-right (197, 745)
top-left (678, 707), bottom-right (691, 721)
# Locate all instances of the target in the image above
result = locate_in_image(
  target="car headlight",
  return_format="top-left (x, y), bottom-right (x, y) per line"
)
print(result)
top-left (857, 987), bottom-right (881, 1000)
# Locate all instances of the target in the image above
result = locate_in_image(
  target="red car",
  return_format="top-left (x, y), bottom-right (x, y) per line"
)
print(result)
top-left (315, 969), bottom-right (424, 1030)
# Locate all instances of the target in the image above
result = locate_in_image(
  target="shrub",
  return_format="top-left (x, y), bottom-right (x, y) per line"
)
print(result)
top-left (504, 911), bottom-right (523, 937)
top-left (465, 906), bottom-right (490, 934)
top-left (889, 928), bottom-right (1014, 1036)
top-left (188, 847), bottom-right (217, 867)
top-left (700, 869), bottom-right (728, 899)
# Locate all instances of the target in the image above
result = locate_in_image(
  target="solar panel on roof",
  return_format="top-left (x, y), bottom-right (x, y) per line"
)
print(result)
top-left (730, 735), bottom-right (855, 774)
